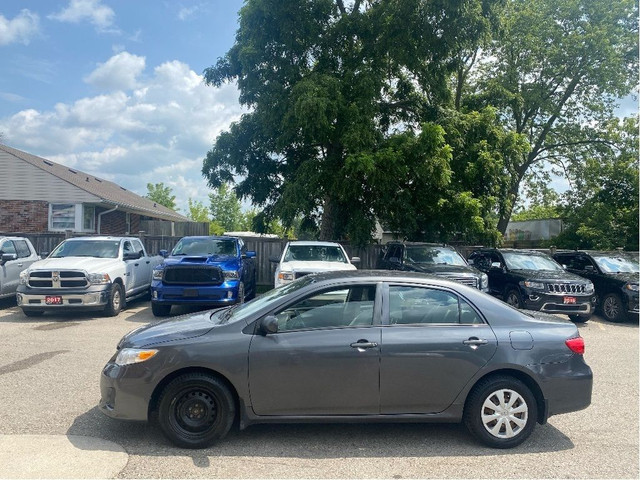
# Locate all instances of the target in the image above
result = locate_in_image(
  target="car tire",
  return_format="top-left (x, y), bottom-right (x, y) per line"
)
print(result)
top-left (505, 288), bottom-right (523, 309)
top-left (602, 293), bottom-right (626, 322)
top-left (569, 314), bottom-right (591, 323)
top-left (104, 283), bottom-right (124, 317)
top-left (464, 375), bottom-right (537, 449)
top-left (158, 373), bottom-right (235, 449)
top-left (23, 309), bottom-right (44, 317)
top-left (237, 282), bottom-right (245, 304)
top-left (151, 302), bottom-right (172, 317)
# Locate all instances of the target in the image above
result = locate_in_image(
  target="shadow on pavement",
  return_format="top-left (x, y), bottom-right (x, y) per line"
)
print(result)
top-left (67, 406), bottom-right (574, 462)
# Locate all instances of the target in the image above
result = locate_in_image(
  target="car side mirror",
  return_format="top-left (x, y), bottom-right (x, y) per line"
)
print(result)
top-left (243, 251), bottom-right (257, 259)
top-left (124, 251), bottom-right (141, 261)
top-left (351, 256), bottom-right (361, 264)
top-left (0, 253), bottom-right (17, 266)
top-left (490, 262), bottom-right (504, 272)
top-left (584, 265), bottom-right (595, 272)
top-left (269, 255), bottom-right (280, 263)
top-left (159, 249), bottom-right (168, 258)
top-left (258, 315), bottom-right (279, 335)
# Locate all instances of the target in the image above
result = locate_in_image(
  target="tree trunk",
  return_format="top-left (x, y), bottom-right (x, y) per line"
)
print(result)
top-left (318, 195), bottom-right (337, 241)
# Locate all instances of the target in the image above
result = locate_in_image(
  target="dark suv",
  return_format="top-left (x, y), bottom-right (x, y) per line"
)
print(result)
top-left (553, 250), bottom-right (639, 322)
top-left (378, 242), bottom-right (488, 291)
top-left (468, 248), bottom-right (595, 322)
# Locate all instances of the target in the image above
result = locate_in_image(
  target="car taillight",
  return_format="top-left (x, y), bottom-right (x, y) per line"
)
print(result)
top-left (565, 337), bottom-right (585, 355)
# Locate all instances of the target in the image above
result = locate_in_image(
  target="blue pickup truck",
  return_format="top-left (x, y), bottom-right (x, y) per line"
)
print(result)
top-left (150, 236), bottom-right (257, 317)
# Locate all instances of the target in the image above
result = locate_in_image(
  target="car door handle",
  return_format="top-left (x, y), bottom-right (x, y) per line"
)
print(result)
top-left (350, 340), bottom-right (378, 349)
top-left (463, 337), bottom-right (488, 347)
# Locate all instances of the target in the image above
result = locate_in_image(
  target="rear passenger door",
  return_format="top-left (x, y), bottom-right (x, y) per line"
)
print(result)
top-left (379, 284), bottom-right (497, 414)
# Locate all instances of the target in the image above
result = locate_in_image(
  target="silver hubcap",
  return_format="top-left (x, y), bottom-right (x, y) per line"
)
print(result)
top-left (481, 389), bottom-right (528, 439)
top-left (113, 290), bottom-right (121, 309)
top-left (604, 297), bottom-right (619, 319)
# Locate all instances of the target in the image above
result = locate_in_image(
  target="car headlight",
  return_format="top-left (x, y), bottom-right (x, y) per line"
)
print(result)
top-left (523, 280), bottom-right (545, 290)
top-left (480, 273), bottom-right (489, 289)
top-left (585, 282), bottom-right (595, 294)
top-left (88, 273), bottom-right (111, 285)
top-left (19, 270), bottom-right (29, 285)
top-left (625, 283), bottom-right (639, 292)
top-left (115, 348), bottom-right (158, 366)
top-left (223, 270), bottom-right (240, 280)
top-left (152, 269), bottom-right (163, 280)
top-left (278, 272), bottom-right (294, 282)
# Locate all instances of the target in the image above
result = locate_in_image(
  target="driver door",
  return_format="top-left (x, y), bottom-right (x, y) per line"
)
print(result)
top-left (248, 284), bottom-right (381, 416)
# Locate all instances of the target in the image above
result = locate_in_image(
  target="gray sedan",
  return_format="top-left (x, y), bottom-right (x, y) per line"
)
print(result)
top-left (99, 270), bottom-right (592, 449)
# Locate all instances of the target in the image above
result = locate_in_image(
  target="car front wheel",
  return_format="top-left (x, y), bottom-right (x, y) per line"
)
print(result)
top-left (569, 314), bottom-right (591, 323)
top-left (505, 288), bottom-right (523, 309)
top-left (104, 283), bottom-right (124, 317)
top-left (151, 302), bottom-right (171, 317)
top-left (602, 293), bottom-right (625, 322)
top-left (464, 375), bottom-right (537, 448)
top-left (158, 373), bottom-right (235, 449)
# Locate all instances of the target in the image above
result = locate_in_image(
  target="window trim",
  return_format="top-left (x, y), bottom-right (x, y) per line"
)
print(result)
top-left (49, 203), bottom-right (96, 233)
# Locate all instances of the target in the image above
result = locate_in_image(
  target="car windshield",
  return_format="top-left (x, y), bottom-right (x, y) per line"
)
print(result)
top-left (404, 246), bottom-right (467, 266)
top-left (592, 254), bottom-right (639, 274)
top-left (283, 245), bottom-right (347, 263)
top-left (502, 252), bottom-right (563, 271)
top-left (212, 276), bottom-right (317, 325)
top-left (50, 240), bottom-right (120, 258)
top-left (171, 238), bottom-right (236, 256)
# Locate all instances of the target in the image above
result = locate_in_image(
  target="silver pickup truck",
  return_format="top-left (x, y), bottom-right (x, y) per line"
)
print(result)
top-left (0, 236), bottom-right (40, 299)
top-left (16, 236), bottom-right (163, 317)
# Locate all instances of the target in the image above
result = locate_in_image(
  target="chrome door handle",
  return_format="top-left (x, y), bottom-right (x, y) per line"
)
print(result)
top-left (350, 341), bottom-right (378, 349)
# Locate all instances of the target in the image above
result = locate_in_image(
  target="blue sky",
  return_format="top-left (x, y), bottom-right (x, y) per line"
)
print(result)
top-left (1, 0), bottom-right (245, 213)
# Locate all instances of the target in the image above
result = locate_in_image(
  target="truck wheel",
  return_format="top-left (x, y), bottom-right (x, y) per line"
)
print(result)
top-left (569, 314), bottom-right (591, 323)
top-left (104, 283), bottom-right (124, 317)
top-left (602, 293), bottom-right (626, 322)
top-left (23, 310), bottom-right (44, 317)
top-left (237, 282), bottom-right (245, 304)
top-left (505, 288), bottom-right (523, 309)
top-left (152, 302), bottom-right (172, 317)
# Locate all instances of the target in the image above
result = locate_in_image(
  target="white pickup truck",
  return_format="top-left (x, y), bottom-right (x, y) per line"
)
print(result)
top-left (16, 236), bottom-right (163, 317)
top-left (0, 236), bottom-right (40, 299)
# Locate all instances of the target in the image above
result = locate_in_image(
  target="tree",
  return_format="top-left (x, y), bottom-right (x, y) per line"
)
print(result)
top-left (203, 0), bottom-right (501, 245)
top-left (186, 198), bottom-right (210, 222)
top-left (209, 183), bottom-right (243, 232)
top-left (465, 0), bottom-right (638, 234)
top-left (145, 183), bottom-right (178, 211)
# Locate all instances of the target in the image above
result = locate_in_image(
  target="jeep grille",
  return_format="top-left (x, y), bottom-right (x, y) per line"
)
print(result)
top-left (546, 283), bottom-right (587, 294)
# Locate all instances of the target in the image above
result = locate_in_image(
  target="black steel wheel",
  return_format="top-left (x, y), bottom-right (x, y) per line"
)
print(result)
top-left (104, 283), bottom-right (124, 317)
top-left (602, 293), bottom-right (626, 322)
top-left (151, 302), bottom-right (172, 317)
top-left (569, 314), bottom-right (591, 323)
top-left (23, 309), bottom-right (44, 317)
top-left (464, 375), bottom-right (537, 449)
top-left (158, 373), bottom-right (235, 449)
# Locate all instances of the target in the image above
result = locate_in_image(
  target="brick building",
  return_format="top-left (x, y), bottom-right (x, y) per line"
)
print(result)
top-left (1, 144), bottom-right (189, 235)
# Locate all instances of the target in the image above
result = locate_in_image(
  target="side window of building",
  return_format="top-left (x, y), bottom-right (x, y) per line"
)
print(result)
top-left (0, 240), bottom-right (17, 256)
top-left (14, 240), bottom-right (32, 258)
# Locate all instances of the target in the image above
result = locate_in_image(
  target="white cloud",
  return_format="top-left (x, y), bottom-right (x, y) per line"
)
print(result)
top-left (84, 52), bottom-right (146, 90)
top-left (0, 9), bottom-right (40, 46)
top-left (0, 52), bottom-right (246, 213)
top-left (48, 0), bottom-right (115, 31)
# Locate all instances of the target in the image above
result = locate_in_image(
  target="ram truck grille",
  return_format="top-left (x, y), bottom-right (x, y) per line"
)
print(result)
top-left (28, 270), bottom-right (89, 288)
top-left (162, 265), bottom-right (224, 285)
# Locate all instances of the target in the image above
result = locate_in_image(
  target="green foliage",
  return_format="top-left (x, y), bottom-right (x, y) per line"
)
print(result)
top-left (186, 198), bottom-right (210, 222)
top-left (512, 205), bottom-right (561, 222)
top-left (209, 183), bottom-right (243, 232)
top-left (145, 183), bottom-right (177, 211)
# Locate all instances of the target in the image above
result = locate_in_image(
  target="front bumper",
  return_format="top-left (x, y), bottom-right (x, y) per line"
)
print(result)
top-left (100, 360), bottom-right (154, 421)
top-left (522, 291), bottom-right (594, 316)
top-left (16, 284), bottom-right (112, 310)
top-left (151, 280), bottom-right (241, 306)
top-left (623, 289), bottom-right (639, 315)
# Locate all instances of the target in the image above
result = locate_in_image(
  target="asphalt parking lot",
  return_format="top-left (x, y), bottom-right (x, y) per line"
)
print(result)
top-left (0, 297), bottom-right (637, 479)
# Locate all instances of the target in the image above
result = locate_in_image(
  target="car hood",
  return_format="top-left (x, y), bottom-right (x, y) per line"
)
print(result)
top-left (510, 269), bottom-right (589, 283)
top-left (163, 255), bottom-right (239, 268)
top-left (408, 263), bottom-right (480, 276)
top-left (28, 257), bottom-right (116, 272)
top-left (280, 261), bottom-right (356, 272)
top-left (603, 272), bottom-right (638, 284)
top-left (118, 309), bottom-right (220, 348)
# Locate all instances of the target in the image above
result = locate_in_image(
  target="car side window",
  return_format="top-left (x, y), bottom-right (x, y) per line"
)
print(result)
top-left (131, 239), bottom-right (144, 256)
top-left (470, 252), bottom-right (490, 271)
top-left (14, 240), bottom-right (32, 258)
top-left (388, 286), bottom-right (479, 325)
top-left (123, 241), bottom-right (134, 256)
top-left (275, 285), bottom-right (376, 331)
top-left (0, 240), bottom-right (17, 255)
top-left (386, 245), bottom-right (402, 262)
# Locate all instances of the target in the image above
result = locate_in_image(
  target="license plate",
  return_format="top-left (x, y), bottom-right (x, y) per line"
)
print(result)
top-left (183, 289), bottom-right (198, 297)
top-left (45, 296), bottom-right (63, 305)
top-left (564, 296), bottom-right (576, 304)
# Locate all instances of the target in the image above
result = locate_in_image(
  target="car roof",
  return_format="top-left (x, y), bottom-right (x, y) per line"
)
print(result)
top-left (554, 250), bottom-right (638, 257)
top-left (298, 269), bottom-right (472, 287)
top-left (179, 236), bottom-right (238, 240)
top-left (473, 248), bottom-right (550, 256)
top-left (386, 241), bottom-right (453, 247)
top-left (286, 241), bottom-right (343, 247)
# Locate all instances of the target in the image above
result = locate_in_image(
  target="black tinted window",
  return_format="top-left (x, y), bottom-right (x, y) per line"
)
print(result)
top-left (389, 286), bottom-right (463, 325)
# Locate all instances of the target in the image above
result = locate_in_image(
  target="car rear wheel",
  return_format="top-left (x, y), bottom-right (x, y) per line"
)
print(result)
top-left (104, 283), bottom-right (124, 317)
top-left (602, 293), bottom-right (625, 322)
top-left (505, 288), bottom-right (523, 309)
top-left (151, 302), bottom-right (172, 317)
top-left (158, 373), bottom-right (235, 449)
top-left (23, 309), bottom-right (44, 317)
top-left (569, 314), bottom-right (591, 323)
top-left (464, 375), bottom-right (537, 449)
